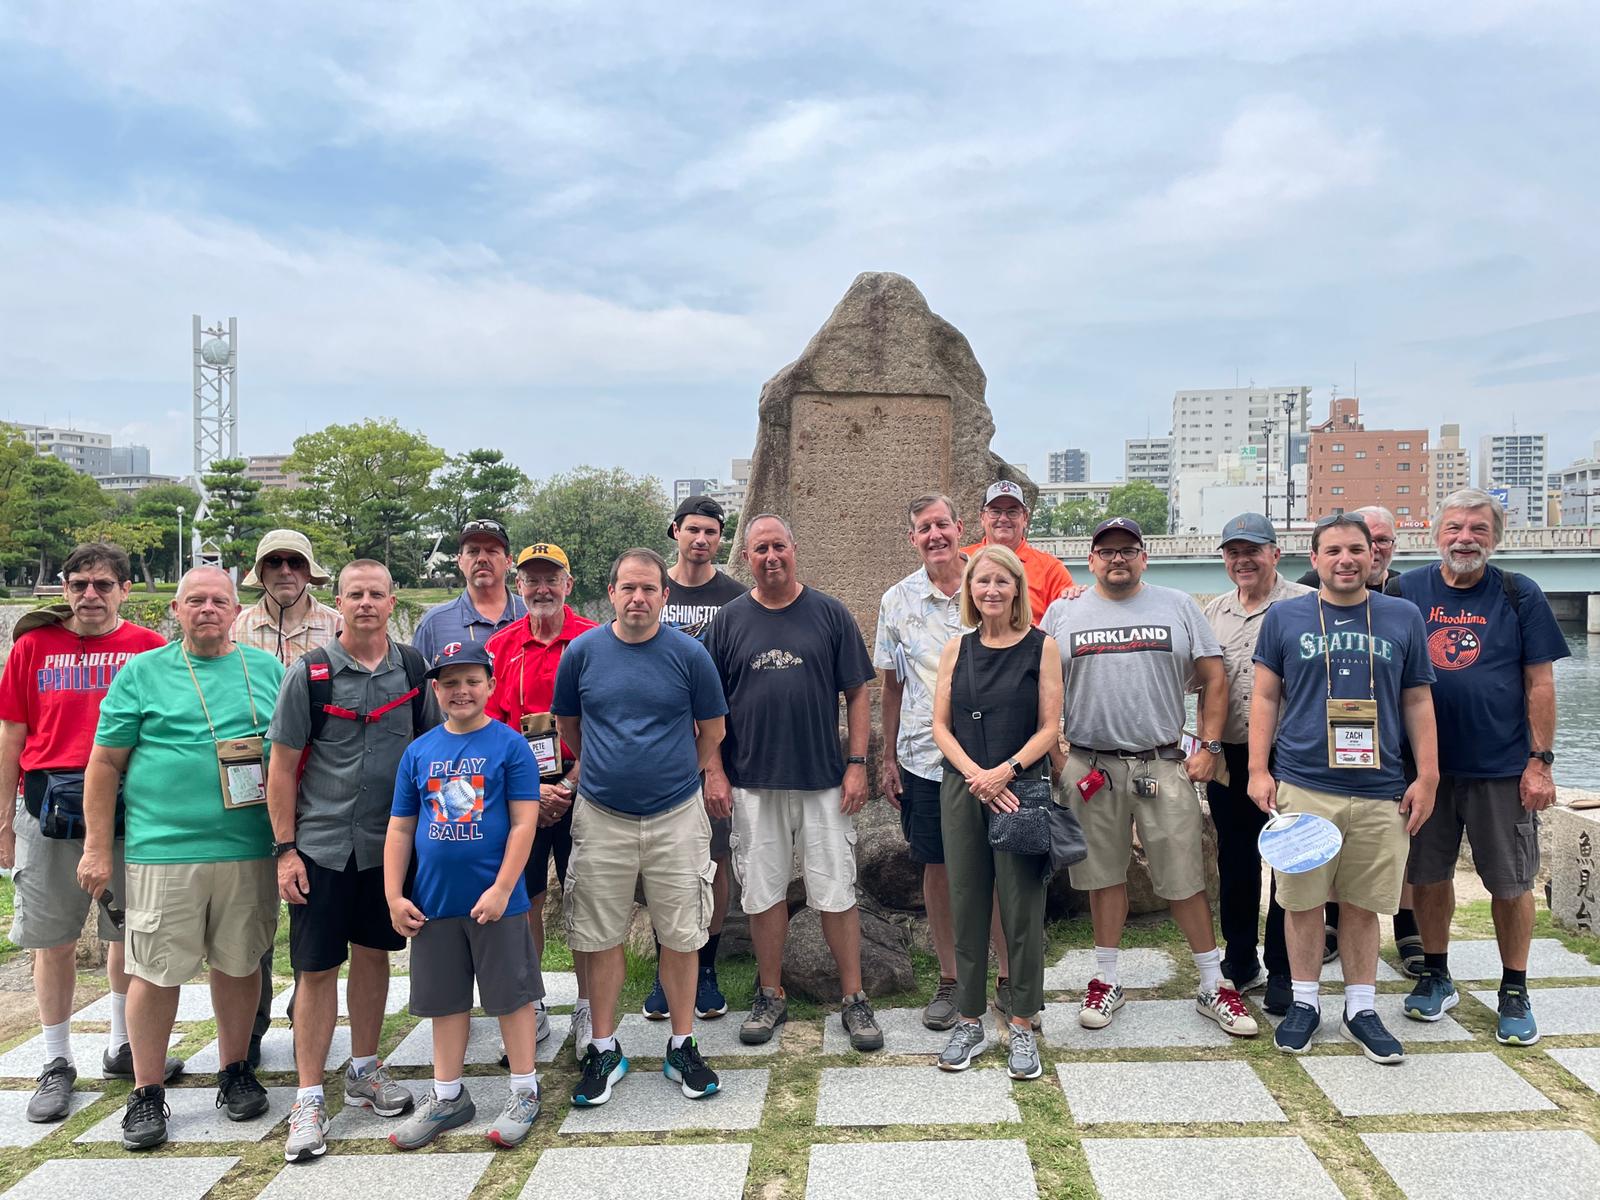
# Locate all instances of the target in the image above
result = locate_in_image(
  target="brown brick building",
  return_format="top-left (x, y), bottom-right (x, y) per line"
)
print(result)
top-left (1306, 398), bottom-right (1431, 527)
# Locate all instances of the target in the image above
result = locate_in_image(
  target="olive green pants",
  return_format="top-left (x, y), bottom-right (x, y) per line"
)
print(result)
top-left (939, 771), bottom-right (1048, 1020)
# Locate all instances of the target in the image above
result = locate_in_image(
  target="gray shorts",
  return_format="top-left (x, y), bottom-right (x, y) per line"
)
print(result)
top-left (711, 814), bottom-right (732, 860)
top-left (408, 914), bottom-right (543, 1018)
top-left (1407, 774), bottom-right (1537, 899)
top-left (11, 817), bottom-right (126, 949)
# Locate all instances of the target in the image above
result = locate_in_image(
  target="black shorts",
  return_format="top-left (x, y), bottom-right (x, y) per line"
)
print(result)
top-left (1407, 774), bottom-right (1538, 898)
top-left (288, 852), bottom-right (406, 972)
top-left (526, 805), bottom-right (573, 899)
top-left (408, 915), bottom-right (543, 1018)
top-left (899, 771), bottom-right (945, 865)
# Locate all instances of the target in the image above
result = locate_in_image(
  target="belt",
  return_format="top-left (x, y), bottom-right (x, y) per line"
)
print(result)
top-left (1077, 744), bottom-right (1185, 762)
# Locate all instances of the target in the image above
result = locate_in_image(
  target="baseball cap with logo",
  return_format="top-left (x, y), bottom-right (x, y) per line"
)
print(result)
top-left (983, 480), bottom-right (1028, 508)
top-left (516, 542), bottom-right (571, 572)
top-left (1218, 512), bottom-right (1277, 548)
top-left (425, 639), bottom-right (495, 680)
top-left (1091, 517), bottom-right (1145, 546)
top-left (668, 495), bottom-right (726, 539)
top-left (457, 518), bottom-right (510, 552)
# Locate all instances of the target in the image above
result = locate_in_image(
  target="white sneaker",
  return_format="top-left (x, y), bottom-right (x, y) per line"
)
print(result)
top-left (536, 1001), bottom-right (551, 1043)
top-left (1198, 981), bottom-right (1260, 1037)
top-left (572, 1005), bottom-right (594, 1064)
top-left (1079, 978), bottom-right (1125, 1029)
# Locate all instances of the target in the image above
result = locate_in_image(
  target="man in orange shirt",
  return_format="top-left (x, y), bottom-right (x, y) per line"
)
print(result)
top-left (961, 481), bottom-right (1073, 626)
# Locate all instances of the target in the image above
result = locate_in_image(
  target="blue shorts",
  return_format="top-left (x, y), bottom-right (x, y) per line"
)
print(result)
top-left (899, 771), bottom-right (944, 865)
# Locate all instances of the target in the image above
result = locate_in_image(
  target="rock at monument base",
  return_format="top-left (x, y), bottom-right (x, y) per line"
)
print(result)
top-left (782, 906), bottom-right (915, 1001)
top-left (1046, 870), bottom-right (1090, 921)
top-left (1547, 803), bottom-right (1600, 935)
top-left (855, 811), bottom-right (925, 912)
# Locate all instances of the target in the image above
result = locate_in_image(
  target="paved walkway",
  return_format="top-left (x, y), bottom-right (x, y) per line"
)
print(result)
top-left (0, 938), bottom-right (1597, 1198)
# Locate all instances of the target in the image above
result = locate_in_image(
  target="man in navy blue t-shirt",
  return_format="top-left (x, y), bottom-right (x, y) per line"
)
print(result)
top-left (1395, 489), bottom-right (1570, 1045)
top-left (552, 548), bottom-right (729, 1109)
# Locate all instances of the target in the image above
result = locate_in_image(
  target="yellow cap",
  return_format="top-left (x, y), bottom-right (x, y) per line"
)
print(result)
top-left (516, 542), bottom-right (570, 571)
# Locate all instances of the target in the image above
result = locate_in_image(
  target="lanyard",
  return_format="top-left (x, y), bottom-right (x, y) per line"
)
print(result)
top-left (180, 645), bottom-right (263, 739)
top-left (1316, 596), bottom-right (1375, 701)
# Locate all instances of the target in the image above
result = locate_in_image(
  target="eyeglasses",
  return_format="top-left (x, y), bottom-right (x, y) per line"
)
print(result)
top-left (1093, 546), bottom-right (1143, 562)
top-left (1314, 511), bottom-right (1369, 529)
top-left (66, 578), bottom-right (119, 595)
top-left (261, 555), bottom-right (308, 570)
top-left (1371, 536), bottom-right (1396, 547)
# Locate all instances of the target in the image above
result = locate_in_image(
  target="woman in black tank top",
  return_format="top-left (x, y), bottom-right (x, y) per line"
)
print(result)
top-left (931, 546), bottom-right (1063, 1080)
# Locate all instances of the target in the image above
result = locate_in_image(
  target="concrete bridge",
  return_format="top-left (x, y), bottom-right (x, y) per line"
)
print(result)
top-left (1034, 527), bottom-right (1600, 622)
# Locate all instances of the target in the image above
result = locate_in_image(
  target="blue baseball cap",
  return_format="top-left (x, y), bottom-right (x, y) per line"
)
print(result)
top-left (1218, 513), bottom-right (1277, 548)
top-left (425, 640), bottom-right (495, 680)
top-left (1091, 516), bottom-right (1144, 546)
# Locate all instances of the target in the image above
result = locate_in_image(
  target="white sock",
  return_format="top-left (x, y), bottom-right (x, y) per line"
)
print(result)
top-left (574, 997), bottom-right (590, 1014)
top-left (434, 1077), bottom-right (462, 1101)
top-left (1292, 980), bottom-right (1320, 1009)
top-left (509, 1070), bottom-right (537, 1094)
top-left (1193, 948), bottom-right (1223, 994)
top-left (296, 1084), bottom-right (324, 1104)
top-left (349, 1054), bottom-right (377, 1076)
top-left (590, 1035), bottom-right (617, 1053)
top-left (1094, 946), bottom-right (1119, 986)
top-left (1345, 984), bottom-right (1376, 1019)
top-left (669, 1033), bottom-right (691, 1050)
top-left (42, 1019), bottom-right (72, 1065)
top-left (108, 991), bottom-right (128, 1050)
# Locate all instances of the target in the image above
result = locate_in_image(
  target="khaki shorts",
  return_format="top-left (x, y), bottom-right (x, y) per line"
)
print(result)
top-left (11, 817), bottom-right (126, 949)
top-left (124, 859), bottom-right (280, 987)
top-left (730, 787), bottom-right (857, 914)
top-left (1062, 748), bottom-right (1207, 900)
top-left (564, 793), bottom-right (714, 955)
top-left (1272, 781), bottom-right (1409, 916)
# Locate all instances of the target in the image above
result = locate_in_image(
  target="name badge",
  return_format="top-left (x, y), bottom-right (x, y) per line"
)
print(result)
top-left (520, 712), bottom-right (563, 780)
top-left (1327, 698), bottom-right (1380, 770)
top-left (216, 736), bottom-right (268, 808)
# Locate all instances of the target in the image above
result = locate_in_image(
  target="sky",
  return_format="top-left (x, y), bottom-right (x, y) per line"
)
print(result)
top-left (2, 1), bottom-right (1598, 489)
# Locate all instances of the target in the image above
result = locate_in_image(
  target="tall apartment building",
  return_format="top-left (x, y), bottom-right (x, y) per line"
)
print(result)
top-left (246, 454), bottom-right (300, 490)
top-left (709, 458), bottom-right (751, 516)
top-left (6, 422), bottom-right (114, 475)
top-left (109, 444), bottom-right (151, 475)
top-left (1046, 448), bottom-right (1091, 483)
top-left (673, 478), bottom-right (715, 505)
top-left (1556, 443), bottom-right (1600, 527)
top-left (1170, 386), bottom-right (1311, 478)
top-left (1124, 437), bottom-right (1174, 494)
top-left (1432, 424), bottom-right (1471, 504)
top-left (1305, 398), bottom-right (1430, 524)
top-left (1477, 433), bottom-right (1547, 527)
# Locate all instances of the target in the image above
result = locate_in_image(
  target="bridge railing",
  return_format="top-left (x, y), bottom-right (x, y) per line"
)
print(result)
top-left (1032, 526), bottom-right (1600, 560)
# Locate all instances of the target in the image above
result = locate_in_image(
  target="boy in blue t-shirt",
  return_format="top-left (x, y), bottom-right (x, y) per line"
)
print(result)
top-left (384, 642), bottom-right (541, 1150)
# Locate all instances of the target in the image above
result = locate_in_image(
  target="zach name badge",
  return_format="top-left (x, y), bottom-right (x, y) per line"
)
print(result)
top-left (520, 712), bottom-right (563, 780)
top-left (1327, 698), bottom-right (1380, 770)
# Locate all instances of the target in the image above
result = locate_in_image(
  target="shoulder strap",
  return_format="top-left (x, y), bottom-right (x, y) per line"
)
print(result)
top-left (1498, 566), bottom-right (1523, 617)
top-left (304, 647), bottom-right (334, 743)
top-left (397, 643), bottom-right (429, 737)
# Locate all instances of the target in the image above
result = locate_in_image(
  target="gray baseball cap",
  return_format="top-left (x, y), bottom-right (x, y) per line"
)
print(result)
top-left (1218, 513), bottom-right (1276, 547)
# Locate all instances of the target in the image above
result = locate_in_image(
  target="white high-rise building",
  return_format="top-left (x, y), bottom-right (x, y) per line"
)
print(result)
top-left (1432, 424), bottom-right (1472, 503)
top-left (1047, 448), bottom-right (1090, 483)
top-left (1168, 387), bottom-right (1310, 528)
top-left (1556, 441), bottom-right (1600, 527)
top-left (1124, 437), bottom-right (1174, 494)
top-left (1478, 433), bottom-right (1547, 527)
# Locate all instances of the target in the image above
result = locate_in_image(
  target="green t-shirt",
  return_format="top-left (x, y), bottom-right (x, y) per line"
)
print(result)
top-left (95, 642), bottom-right (285, 864)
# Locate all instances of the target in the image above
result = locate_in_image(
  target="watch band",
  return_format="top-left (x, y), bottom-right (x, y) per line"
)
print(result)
top-left (846, 755), bottom-right (867, 766)
top-left (272, 840), bottom-right (297, 857)
top-left (1007, 757), bottom-right (1024, 775)
top-left (1203, 740), bottom-right (1223, 755)
top-left (1529, 750), bottom-right (1555, 764)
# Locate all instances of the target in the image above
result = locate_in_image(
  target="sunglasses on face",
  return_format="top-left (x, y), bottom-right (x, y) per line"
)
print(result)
top-left (66, 579), bottom-right (120, 595)
top-left (262, 555), bottom-right (308, 570)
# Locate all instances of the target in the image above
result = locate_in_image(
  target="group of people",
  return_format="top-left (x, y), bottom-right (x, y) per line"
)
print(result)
top-left (0, 476), bottom-right (1565, 1161)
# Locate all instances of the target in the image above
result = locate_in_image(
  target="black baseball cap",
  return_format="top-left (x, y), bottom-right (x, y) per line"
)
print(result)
top-left (1091, 516), bottom-right (1144, 546)
top-left (668, 495), bottom-right (725, 539)
top-left (425, 640), bottom-right (495, 680)
top-left (458, 518), bottom-right (510, 552)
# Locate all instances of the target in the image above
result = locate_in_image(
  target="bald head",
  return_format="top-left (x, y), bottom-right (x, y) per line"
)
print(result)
top-left (176, 565), bottom-right (236, 603)
top-left (173, 565), bottom-right (241, 656)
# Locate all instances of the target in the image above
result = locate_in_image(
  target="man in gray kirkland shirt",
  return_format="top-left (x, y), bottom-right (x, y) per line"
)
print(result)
top-left (1041, 518), bottom-right (1257, 1039)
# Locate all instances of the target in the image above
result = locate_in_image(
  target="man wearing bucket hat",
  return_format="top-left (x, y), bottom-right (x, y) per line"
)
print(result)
top-left (960, 480), bottom-right (1073, 627)
top-left (232, 530), bottom-right (341, 667)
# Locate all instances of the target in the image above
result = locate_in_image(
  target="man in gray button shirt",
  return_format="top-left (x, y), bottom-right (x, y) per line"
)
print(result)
top-left (265, 560), bottom-right (441, 1162)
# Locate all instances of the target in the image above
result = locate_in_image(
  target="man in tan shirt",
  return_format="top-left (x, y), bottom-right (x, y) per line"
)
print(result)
top-left (1200, 513), bottom-right (1311, 1017)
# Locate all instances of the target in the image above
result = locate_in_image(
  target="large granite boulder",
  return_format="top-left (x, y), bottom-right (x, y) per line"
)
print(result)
top-left (781, 905), bottom-right (915, 1001)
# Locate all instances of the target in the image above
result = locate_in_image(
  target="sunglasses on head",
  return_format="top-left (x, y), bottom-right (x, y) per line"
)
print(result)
top-left (261, 555), bottom-right (308, 570)
top-left (66, 578), bottom-right (120, 595)
top-left (1314, 511), bottom-right (1369, 529)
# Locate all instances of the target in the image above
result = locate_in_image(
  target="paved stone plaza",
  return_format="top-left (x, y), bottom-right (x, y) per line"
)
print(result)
top-left (0, 939), bottom-right (1595, 1198)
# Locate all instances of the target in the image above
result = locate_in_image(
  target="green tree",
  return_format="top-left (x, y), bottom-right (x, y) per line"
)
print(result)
top-left (195, 457), bottom-right (269, 568)
top-left (1105, 481), bottom-right (1169, 535)
top-left (74, 505), bottom-right (169, 590)
top-left (132, 483), bottom-right (202, 582)
top-left (717, 510), bottom-right (740, 564)
top-left (508, 467), bottom-right (672, 608)
top-left (2, 451), bottom-right (109, 584)
top-left (432, 449), bottom-right (529, 533)
top-left (1049, 498), bottom-right (1105, 537)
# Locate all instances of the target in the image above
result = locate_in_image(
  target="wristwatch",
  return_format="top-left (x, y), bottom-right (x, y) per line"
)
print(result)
top-left (1202, 740), bottom-right (1223, 755)
top-left (272, 840), bottom-right (297, 857)
top-left (1529, 750), bottom-right (1556, 765)
top-left (846, 755), bottom-right (867, 766)
top-left (1007, 757), bottom-right (1024, 776)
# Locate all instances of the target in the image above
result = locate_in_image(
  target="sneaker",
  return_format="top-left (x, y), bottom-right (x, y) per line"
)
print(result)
top-left (1403, 971), bottom-right (1459, 1022)
top-left (572, 1005), bottom-right (594, 1063)
top-left (345, 1060), bottom-right (414, 1117)
top-left (993, 977), bottom-right (1042, 1031)
top-left (1230, 964), bottom-right (1269, 992)
top-left (120, 1084), bottom-right (169, 1151)
top-left (388, 1085), bottom-right (476, 1149)
top-left (486, 1084), bottom-right (540, 1148)
top-left (216, 1060), bottom-right (270, 1121)
top-left (571, 1042), bottom-right (629, 1107)
top-left (1078, 978), bottom-right (1125, 1029)
top-left (537, 1000), bottom-right (552, 1043)
top-left (1496, 986), bottom-right (1539, 1046)
top-left (1273, 1000), bottom-right (1322, 1053)
top-left (25, 1057), bottom-right (76, 1123)
top-left (642, 977), bottom-right (669, 1020)
top-left (102, 1042), bottom-right (185, 1082)
top-left (922, 978), bottom-right (959, 1031)
top-left (739, 986), bottom-right (788, 1045)
top-left (1263, 974), bottom-right (1293, 1017)
top-left (695, 966), bottom-right (729, 1020)
top-left (1005, 1026), bottom-right (1042, 1080)
top-left (1197, 981), bottom-right (1259, 1038)
top-left (841, 991), bottom-right (884, 1051)
top-left (664, 1036), bottom-right (720, 1099)
top-left (1341, 1009), bottom-right (1405, 1064)
top-left (283, 1095), bottom-right (330, 1162)
top-left (937, 1021), bottom-right (990, 1072)
top-left (1395, 934), bottom-right (1426, 978)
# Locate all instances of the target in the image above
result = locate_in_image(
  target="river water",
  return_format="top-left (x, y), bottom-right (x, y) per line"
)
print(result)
top-left (1554, 624), bottom-right (1600, 790)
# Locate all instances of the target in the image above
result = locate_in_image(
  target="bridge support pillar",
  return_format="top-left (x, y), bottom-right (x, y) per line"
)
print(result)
top-left (1588, 593), bottom-right (1600, 634)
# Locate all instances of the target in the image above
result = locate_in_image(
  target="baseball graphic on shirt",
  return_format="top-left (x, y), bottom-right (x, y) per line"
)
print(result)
top-left (438, 776), bottom-right (479, 819)
top-left (1427, 626), bottom-right (1480, 671)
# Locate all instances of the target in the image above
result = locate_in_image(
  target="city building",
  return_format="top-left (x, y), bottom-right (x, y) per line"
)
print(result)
top-left (245, 454), bottom-right (300, 489)
top-left (5, 421), bottom-right (113, 475)
top-left (1305, 397), bottom-right (1430, 525)
top-left (1169, 386), bottom-right (1310, 528)
top-left (1432, 424), bottom-right (1472, 502)
top-left (1171, 446), bottom-right (1307, 535)
top-left (1046, 448), bottom-right (1091, 483)
top-left (1556, 443), bottom-right (1600, 527)
top-left (1477, 433), bottom-right (1548, 526)
top-left (709, 458), bottom-right (751, 516)
top-left (94, 472), bottom-right (179, 493)
top-left (109, 444), bottom-right (151, 475)
top-left (1033, 481), bottom-right (1119, 511)
top-left (673, 477), bottom-right (716, 505)
top-left (1124, 436), bottom-right (1174, 495)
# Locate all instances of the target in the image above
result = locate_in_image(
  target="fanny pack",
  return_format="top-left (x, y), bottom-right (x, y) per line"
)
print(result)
top-left (28, 771), bottom-right (124, 841)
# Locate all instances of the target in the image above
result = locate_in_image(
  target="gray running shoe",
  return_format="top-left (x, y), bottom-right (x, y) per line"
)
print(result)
top-left (1006, 1026), bottom-right (1042, 1080)
top-left (922, 979), bottom-right (960, 1031)
top-left (486, 1084), bottom-right (540, 1148)
top-left (993, 977), bottom-right (1043, 1032)
top-left (572, 1005), bottom-right (594, 1063)
top-left (26, 1057), bottom-right (76, 1123)
top-left (345, 1061), bottom-right (414, 1117)
top-left (283, 1095), bottom-right (330, 1163)
top-left (937, 1021), bottom-right (990, 1072)
top-left (102, 1042), bottom-right (185, 1082)
top-left (388, 1086), bottom-right (476, 1150)
top-left (841, 991), bottom-right (884, 1051)
top-left (536, 1001), bottom-right (552, 1043)
top-left (739, 986), bottom-right (788, 1045)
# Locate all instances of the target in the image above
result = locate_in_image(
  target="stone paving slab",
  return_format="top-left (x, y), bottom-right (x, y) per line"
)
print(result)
top-left (75, 983), bottom-right (215, 1023)
top-left (806, 1139), bottom-right (1038, 1200)
top-left (1361, 1130), bottom-right (1600, 1200)
top-left (524, 1143), bottom-right (752, 1200)
top-left (814, 1066), bottom-right (1018, 1127)
top-left (1, 1156), bottom-right (239, 1200)
top-left (1039, 999), bottom-right (1238, 1049)
top-left (384, 1013), bottom-right (572, 1067)
top-left (1469, 986), bottom-right (1600, 1035)
top-left (1056, 1060), bottom-right (1285, 1124)
top-left (1322, 956), bottom-right (1401, 982)
top-left (257, 1149), bottom-right (495, 1199)
top-left (76, 1084), bottom-right (296, 1142)
top-left (325, 1076), bottom-right (506, 1140)
top-left (820, 1006), bottom-right (995, 1056)
top-left (1548, 1046), bottom-right (1600, 1094)
top-left (0, 1031), bottom-right (182, 1080)
top-left (559, 1067), bottom-right (769, 1133)
top-left (538, 971), bottom-right (580, 1008)
top-left (1042, 948), bottom-right (1177, 990)
top-left (1302, 1051), bottom-right (1557, 1116)
top-left (617, 1011), bottom-right (783, 1057)
top-left (1082, 1136), bottom-right (1343, 1200)
top-left (1265, 993), bottom-right (1474, 1045)
top-left (0, 1088), bottom-right (100, 1146)
top-left (189, 1026), bottom-right (355, 1075)
top-left (1445, 938), bottom-right (1600, 981)
top-left (270, 977), bottom-right (411, 1018)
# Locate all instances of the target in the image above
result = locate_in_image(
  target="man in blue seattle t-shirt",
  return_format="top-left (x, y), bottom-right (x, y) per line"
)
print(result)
top-left (1394, 489), bottom-right (1571, 1045)
top-left (1250, 512), bottom-right (1437, 1065)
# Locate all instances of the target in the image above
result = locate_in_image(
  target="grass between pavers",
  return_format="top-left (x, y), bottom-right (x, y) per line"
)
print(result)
top-left (0, 899), bottom-right (1593, 1199)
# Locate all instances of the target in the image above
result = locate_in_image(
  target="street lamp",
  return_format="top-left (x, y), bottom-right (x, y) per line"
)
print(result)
top-left (176, 505), bottom-right (185, 579)
top-left (1282, 393), bottom-right (1299, 527)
